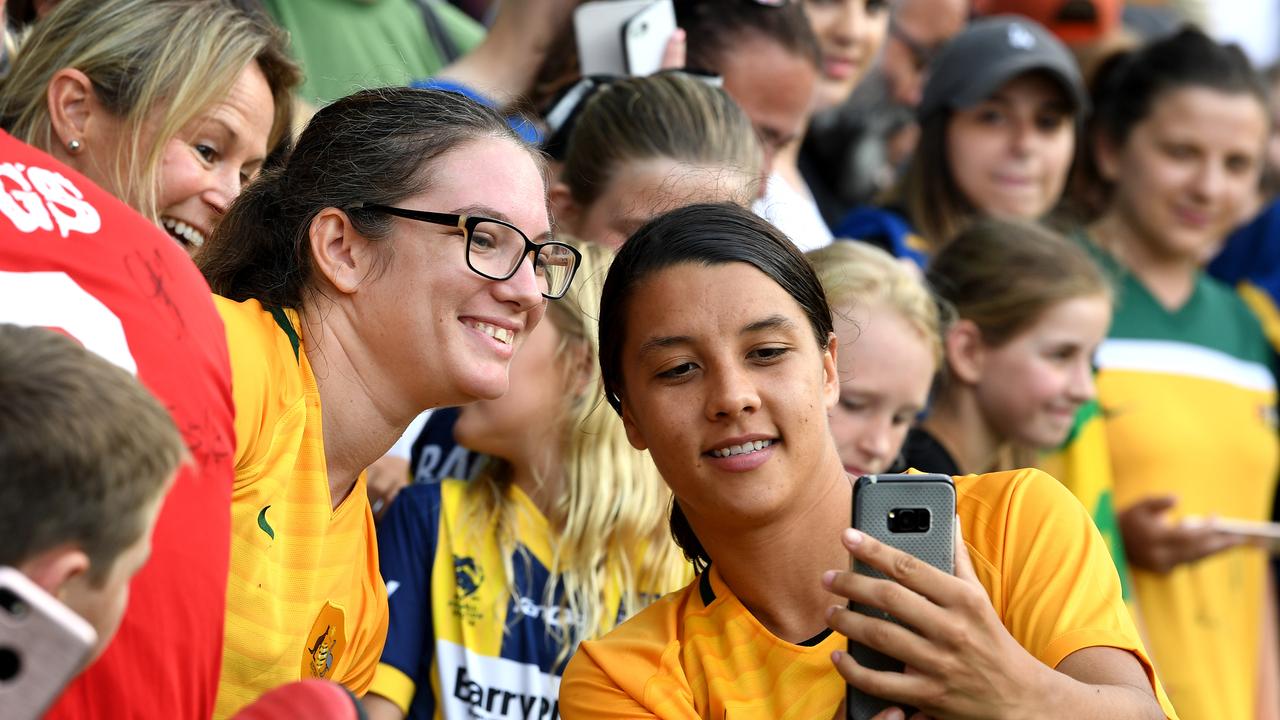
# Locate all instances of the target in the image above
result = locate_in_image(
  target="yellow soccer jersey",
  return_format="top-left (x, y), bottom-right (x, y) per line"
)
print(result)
top-left (561, 469), bottom-right (1178, 719)
top-left (213, 297), bottom-right (389, 718)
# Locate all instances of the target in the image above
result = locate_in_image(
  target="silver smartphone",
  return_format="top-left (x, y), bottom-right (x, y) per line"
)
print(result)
top-left (573, 0), bottom-right (654, 76)
top-left (622, 0), bottom-right (676, 76)
top-left (0, 566), bottom-right (98, 720)
top-left (846, 473), bottom-right (955, 720)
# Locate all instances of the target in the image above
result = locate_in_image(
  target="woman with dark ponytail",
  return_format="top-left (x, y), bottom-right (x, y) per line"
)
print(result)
top-left (196, 86), bottom-right (580, 717)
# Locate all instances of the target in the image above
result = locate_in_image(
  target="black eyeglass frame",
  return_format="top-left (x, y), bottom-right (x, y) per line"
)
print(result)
top-left (347, 202), bottom-right (581, 300)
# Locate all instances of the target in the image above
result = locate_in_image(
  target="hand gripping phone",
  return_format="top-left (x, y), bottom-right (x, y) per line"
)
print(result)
top-left (574, 0), bottom-right (675, 77)
top-left (846, 473), bottom-right (955, 720)
top-left (622, 0), bottom-right (677, 76)
top-left (0, 566), bottom-right (98, 720)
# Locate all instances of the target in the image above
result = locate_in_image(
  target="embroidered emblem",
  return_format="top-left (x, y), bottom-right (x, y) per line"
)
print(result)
top-left (301, 602), bottom-right (348, 680)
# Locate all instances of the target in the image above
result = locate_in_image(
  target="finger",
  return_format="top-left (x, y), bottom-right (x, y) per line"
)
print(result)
top-left (831, 649), bottom-right (924, 709)
top-left (826, 605), bottom-right (939, 673)
top-left (659, 27), bottom-right (686, 70)
top-left (870, 708), bottom-right (906, 720)
top-left (841, 528), bottom-right (960, 606)
top-left (952, 515), bottom-right (978, 584)
top-left (1132, 495), bottom-right (1178, 516)
top-left (823, 571), bottom-right (948, 641)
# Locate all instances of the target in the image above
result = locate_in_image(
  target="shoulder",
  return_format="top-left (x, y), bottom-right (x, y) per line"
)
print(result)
top-left (956, 468), bottom-right (1091, 564)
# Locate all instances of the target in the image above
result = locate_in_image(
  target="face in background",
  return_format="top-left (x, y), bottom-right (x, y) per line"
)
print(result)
top-left (59, 61), bottom-right (275, 254)
top-left (1097, 86), bottom-right (1267, 265)
top-left (946, 73), bottom-right (1076, 222)
top-left (718, 35), bottom-right (818, 173)
top-left (828, 303), bottom-right (935, 477)
top-left (879, 0), bottom-right (967, 107)
top-left (556, 157), bottom-right (759, 250)
top-left (454, 315), bottom-right (573, 464)
top-left (802, 0), bottom-right (890, 112)
top-left (616, 262), bottom-right (839, 533)
top-left (351, 136), bottom-right (550, 410)
top-left (57, 488), bottom-right (167, 663)
top-left (971, 294), bottom-right (1110, 449)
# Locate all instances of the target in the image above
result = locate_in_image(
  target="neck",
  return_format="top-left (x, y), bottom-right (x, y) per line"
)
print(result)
top-left (922, 388), bottom-right (1004, 475)
top-left (773, 136), bottom-right (807, 194)
top-left (691, 449), bottom-right (852, 643)
top-left (508, 445), bottom-right (562, 522)
top-left (299, 304), bottom-right (421, 510)
top-left (1091, 212), bottom-right (1198, 311)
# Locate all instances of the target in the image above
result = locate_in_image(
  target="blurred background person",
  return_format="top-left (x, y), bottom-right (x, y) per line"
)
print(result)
top-left (364, 240), bottom-right (687, 720)
top-left (1083, 28), bottom-right (1278, 719)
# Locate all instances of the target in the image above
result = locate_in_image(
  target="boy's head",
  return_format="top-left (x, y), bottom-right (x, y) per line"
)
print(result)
top-left (0, 324), bottom-right (184, 659)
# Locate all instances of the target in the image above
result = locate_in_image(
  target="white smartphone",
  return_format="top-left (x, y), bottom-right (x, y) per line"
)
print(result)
top-left (1187, 516), bottom-right (1280, 553)
top-left (573, 0), bottom-right (658, 77)
top-left (0, 566), bottom-right (97, 720)
top-left (623, 0), bottom-right (677, 76)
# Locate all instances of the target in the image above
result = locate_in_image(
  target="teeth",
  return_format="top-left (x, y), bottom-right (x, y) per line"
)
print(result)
top-left (711, 439), bottom-right (773, 458)
top-left (161, 217), bottom-right (205, 248)
top-left (469, 321), bottom-right (513, 345)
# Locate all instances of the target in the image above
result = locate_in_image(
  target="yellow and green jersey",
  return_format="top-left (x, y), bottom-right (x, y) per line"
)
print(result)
top-left (1091, 248), bottom-right (1278, 720)
top-left (561, 469), bottom-right (1177, 719)
top-left (213, 298), bottom-right (389, 718)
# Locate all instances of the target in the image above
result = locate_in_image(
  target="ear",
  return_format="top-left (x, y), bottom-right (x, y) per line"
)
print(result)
top-left (46, 68), bottom-right (97, 160)
top-left (619, 399), bottom-right (648, 451)
top-left (549, 181), bottom-right (581, 232)
top-left (944, 319), bottom-right (986, 386)
top-left (308, 208), bottom-right (376, 295)
top-left (820, 331), bottom-right (840, 411)
top-left (16, 544), bottom-right (90, 599)
top-left (1092, 127), bottom-right (1122, 183)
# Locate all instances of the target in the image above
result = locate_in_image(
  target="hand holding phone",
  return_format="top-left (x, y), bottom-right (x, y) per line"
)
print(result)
top-left (574, 0), bottom-right (677, 77)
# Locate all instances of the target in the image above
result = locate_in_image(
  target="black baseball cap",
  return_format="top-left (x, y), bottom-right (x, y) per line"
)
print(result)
top-left (917, 16), bottom-right (1088, 121)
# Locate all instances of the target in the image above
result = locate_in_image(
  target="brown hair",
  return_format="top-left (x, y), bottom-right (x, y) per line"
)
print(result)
top-left (897, 113), bottom-right (975, 250)
top-left (198, 86), bottom-right (540, 308)
top-left (0, 324), bottom-right (186, 585)
top-left (0, 0), bottom-right (300, 222)
top-left (926, 218), bottom-right (1111, 348)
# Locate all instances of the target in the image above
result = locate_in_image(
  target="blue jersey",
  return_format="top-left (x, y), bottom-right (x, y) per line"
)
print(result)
top-left (370, 481), bottom-right (596, 719)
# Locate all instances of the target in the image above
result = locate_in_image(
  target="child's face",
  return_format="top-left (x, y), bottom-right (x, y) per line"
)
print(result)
top-left (58, 482), bottom-right (169, 662)
top-left (972, 294), bottom-right (1111, 449)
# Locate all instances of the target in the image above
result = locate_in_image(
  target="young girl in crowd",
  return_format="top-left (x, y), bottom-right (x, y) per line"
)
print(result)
top-left (0, 0), bottom-right (298, 254)
top-left (197, 87), bottom-right (580, 716)
top-left (837, 15), bottom-right (1086, 263)
top-left (560, 202), bottom-right (1173, 719)
top-left (364, 239), bottom-right (687, 720)
top-left (808, 241), bottom-right (942, 477)
top-left (1084, 28), bottom-right (1278, 719)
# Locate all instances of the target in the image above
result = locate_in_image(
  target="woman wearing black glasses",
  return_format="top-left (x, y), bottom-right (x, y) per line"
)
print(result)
top-left (196, 86), bottom-right (576, 713)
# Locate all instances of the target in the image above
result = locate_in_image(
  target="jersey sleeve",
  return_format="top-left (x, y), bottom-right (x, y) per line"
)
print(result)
top-left (996, 469), bottom-right (1176, 716)
top-left (368, 483), bottom-right (443, 713)
top-left (213, 296), bottom-right (271, 485)
top-left (560, 639), bottom-right (694, 720)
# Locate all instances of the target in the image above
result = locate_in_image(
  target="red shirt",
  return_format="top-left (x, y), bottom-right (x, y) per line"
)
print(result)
top-left (0, 131), bottom-right (234, 719)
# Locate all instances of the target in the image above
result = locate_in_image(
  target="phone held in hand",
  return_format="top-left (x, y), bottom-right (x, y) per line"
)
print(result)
top-left (574, 0), bottom-right (675, 77)
top-left (0, 566), bottom-right (97, 720)
top-left (846, 473), bottom-right (955, 720)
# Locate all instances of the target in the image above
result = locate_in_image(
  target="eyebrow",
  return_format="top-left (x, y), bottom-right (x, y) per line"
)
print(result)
top-left (451, 204), bottom-right (553, 242)
top-left (637, 314), bottom-right (799, 359)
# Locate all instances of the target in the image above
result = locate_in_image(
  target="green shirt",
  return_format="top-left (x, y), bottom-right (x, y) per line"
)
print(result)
top-left (262, 0), bottom-right (485, 105)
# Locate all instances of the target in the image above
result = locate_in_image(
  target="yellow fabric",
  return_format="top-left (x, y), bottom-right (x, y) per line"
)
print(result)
top-left (560, 469), bottom-right (1177, 719)
top-left (213, 297), bottom-right (389, 718)
top-left (1101, 367), bottom-right (1277, 720)
top-left (1239, 281), bottom-right (1280, 355)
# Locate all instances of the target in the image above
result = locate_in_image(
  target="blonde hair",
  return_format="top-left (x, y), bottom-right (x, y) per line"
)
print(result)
top-left (0, 0), bottom-right (299, 223)
top-left (807, 241), bottom-right (944, 365)
top-left (466, 238), bottom-right (687, 664)
top-left (562, 72), bottom-right (762, 209)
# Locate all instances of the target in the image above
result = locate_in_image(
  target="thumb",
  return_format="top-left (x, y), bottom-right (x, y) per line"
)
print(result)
top-left (659, 27), bottom-right (686, 71)
top-left (1135, 495), bottom-right (1178, 516)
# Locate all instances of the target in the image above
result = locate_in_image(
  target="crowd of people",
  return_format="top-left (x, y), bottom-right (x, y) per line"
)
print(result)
top-left (0, 0), bottom-right (1276, 719)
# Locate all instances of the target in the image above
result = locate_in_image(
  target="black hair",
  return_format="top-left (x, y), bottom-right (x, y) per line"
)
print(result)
top-left (597, 202), bottom-right (834, 571)
top-left (1095, 27), bottom-right (1268, 148)
top-left (676, 0), bottom-right (821, 73)
top-left (198, 86), bottom-right (536, 307)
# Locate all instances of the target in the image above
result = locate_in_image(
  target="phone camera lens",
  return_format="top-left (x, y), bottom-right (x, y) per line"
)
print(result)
top-left (0, 647), bottom-right (19, 682)
top-left (0, 588), bottom-right (26, 619)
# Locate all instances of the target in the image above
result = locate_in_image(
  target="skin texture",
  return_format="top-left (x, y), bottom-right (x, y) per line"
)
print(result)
top-left (1093, 87), bottom-right (1268, 310)
top-left (879, 0), bottom-right (967, 107)
top-left (828, 304), bottom-right (935, 477)
top-left (610, 260), bottom-right (1163, 719)
top-left (552, 158), bottom-right (758, 250)
top-left (719, 36), bottom-right (818, 173)
top-left (946, 73), bottom-right (1076, 223)
top-left (301, 136), bottom-right (549, 508)
top-left (803, 0), bottom-right (890, 111)
top-left (47, 61), bottom-right (275, 253)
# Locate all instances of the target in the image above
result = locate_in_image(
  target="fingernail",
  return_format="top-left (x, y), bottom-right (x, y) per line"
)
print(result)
top-left (831, 650), bottom-right (843, 663)
top-left (826, 604), bottom-right (840, 620)
top-left (822, 569), bottom-right (837, 587)
top-left (844, 528), bottom-right (863, 545)
top-left (885, 709), bottom-right (905, 720)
